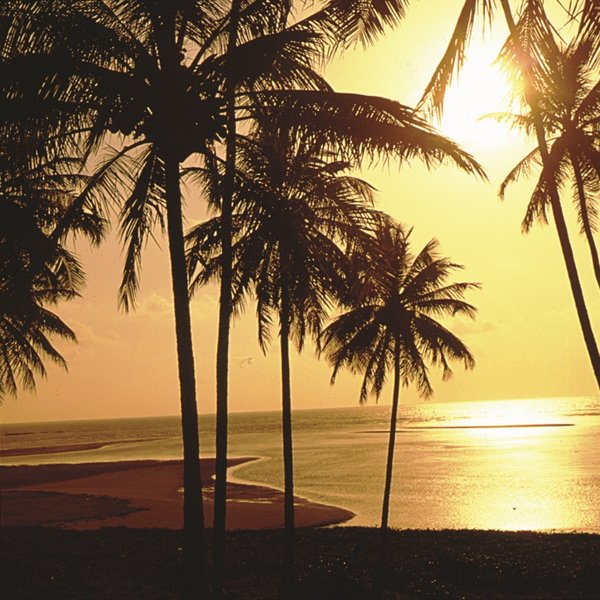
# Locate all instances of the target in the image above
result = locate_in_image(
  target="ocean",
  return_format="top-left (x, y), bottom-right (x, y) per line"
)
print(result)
top-left (2, 396), bottom-right (599, 533)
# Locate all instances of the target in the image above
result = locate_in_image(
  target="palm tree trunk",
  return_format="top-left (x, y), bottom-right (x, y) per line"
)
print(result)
top-left (374, 341), bottom-right (401, 598)
top-left (156, 9), bottom-right (209, 597)
top-left (164, 155), bottom-right (209, 599)
top-left (570, 152), bottom-right (600, 289)
top-left (381, 343), bottom-right (401, 530)
top-left (500, 0), bottom-right (600, 389)
top-left (280, 289), bottom-right (296, 597)
top-left (212, 2), bottom-right (240, 598)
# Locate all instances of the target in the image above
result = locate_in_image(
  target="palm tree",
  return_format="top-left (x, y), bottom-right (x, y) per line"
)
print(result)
top-left (494, 23), bottom-right (600, 288)
top-left (420, 0), bottom-right (600, 388)
top-left (0, 156), bottom-right (106, 399)
top-left (498, 0), bottom-right (600, 387)
top-left (187, 112), bottom-right (380, 594)
top-left (319, 217), bottom-right (478, 597)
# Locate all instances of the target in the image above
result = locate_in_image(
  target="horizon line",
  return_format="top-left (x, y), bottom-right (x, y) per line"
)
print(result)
top-left (1, 395), bottom-right (598, 427)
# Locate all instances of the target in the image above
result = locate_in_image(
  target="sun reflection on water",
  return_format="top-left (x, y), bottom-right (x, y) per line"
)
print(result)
top-left (417, 399), bottom-right (596, 532)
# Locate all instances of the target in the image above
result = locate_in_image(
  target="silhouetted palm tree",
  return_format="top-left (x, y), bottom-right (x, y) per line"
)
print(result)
top-left (320, 217), bottom-right (477, 597)
top-left (420, 0), bottom-right (600, 387)
top-left (494, 20), bottom-right (600, 287)
top-left (187, 113), bottom-right (379, 594)
top-left (1, 3), bottom-right (218, 592)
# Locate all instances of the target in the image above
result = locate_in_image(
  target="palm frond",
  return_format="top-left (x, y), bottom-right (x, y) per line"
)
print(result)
top-left (249, 90), bottom-right (487, 178)
top-left (576, 0), bottom-right (600, 67)
top-left (499, 145), bottom-right (542, 200)
top-left (419, 0), bottom-right (496, 119)
top-left (118, 148), bottom-right (166, 311)
top-left (293, 0), bottom-right (409, 56)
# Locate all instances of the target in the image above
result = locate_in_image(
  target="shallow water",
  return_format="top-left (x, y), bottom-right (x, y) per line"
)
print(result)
top-left (2, 396), bottom-right (599, 533)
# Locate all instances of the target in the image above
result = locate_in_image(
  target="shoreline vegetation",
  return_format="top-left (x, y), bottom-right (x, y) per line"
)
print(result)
top-left (2, 458), bottom-right (600, 598)
top-left (2, 527), bottom-right (599, 599)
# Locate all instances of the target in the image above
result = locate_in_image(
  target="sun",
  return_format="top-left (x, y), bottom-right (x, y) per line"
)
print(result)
top-left (437, 43), bottom-right (518, 151)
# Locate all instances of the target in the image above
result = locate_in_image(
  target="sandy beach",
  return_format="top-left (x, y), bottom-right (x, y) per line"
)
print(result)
top-left (0, 458), bottom-right (354, 530)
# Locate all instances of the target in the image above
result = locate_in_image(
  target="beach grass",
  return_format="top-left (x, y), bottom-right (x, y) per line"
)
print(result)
top-left (2, 526), bottom-right (599, 599)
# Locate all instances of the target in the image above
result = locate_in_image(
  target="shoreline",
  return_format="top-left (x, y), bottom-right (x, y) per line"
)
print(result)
top-left (0, 457), bottom-right (355, 530)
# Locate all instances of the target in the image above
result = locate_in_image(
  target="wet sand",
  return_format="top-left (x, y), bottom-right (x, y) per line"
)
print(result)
top-left (0, 458), bottom-right (355, 530)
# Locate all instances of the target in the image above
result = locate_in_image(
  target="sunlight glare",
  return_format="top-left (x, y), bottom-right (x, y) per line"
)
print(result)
top-left (448, 398), bottom-right (573, 429)
top-left (438, 44), bottom-right (518, 151)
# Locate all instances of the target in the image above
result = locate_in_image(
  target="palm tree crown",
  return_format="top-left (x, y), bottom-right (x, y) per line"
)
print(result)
top-left (187, 119), bottom-right (378, 345)
top-left (495, 18), bottom-right (600, 285)
top-left (321, 217), bottom-right (478, 403)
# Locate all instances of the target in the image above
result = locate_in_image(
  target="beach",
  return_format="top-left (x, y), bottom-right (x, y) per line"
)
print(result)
top-left (1, 458), bottom-right (354, 530)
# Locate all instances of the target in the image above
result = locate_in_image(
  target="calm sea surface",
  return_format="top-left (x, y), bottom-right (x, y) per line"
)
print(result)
top-left (2, 397), bottom-right (599, 533)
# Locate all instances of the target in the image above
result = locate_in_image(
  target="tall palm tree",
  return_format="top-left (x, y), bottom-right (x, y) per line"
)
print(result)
top-left (187, 113), bottom-right (380, 594)
top-left (494, 22), bottom-right (600, 288)
top-left (420, 0), bottom-right (600, 388)
top-left (212, 4), bottom-right (241, 597)
top-left (498, 0), bottom-right (600, 387)
top-left (1, 4), bottom-right (215, 593)
top-left (319, 217), bottom-right (478, 597)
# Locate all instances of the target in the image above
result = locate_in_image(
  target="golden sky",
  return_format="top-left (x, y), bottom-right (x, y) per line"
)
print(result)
top-left (2, 0), bottom-right (598, 424)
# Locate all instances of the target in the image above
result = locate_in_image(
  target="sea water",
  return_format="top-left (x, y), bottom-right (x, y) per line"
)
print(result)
top-left (2, 397), bottom-right (599, 533)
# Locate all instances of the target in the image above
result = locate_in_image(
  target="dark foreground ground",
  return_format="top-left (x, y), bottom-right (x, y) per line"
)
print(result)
top-left (2, 526), bottom-right (599, 599)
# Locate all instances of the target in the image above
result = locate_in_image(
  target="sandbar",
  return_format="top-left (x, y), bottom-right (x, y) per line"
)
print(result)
top-left (0, 458), bottom-right (354, 530)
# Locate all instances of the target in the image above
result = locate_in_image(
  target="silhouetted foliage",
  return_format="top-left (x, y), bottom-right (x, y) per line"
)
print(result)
top-left (320, 216), bottom-right (477, 597)
top-left (0, 155), bottom-right (105, 400)
top-left (493, 7), bottom-right (600, 287)
top-left (420, 0), bottom-right (600, 387)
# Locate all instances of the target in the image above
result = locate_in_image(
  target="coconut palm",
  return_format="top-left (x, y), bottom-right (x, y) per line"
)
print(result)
top-left (497, 0), bottom-right (600, 387)
top-left (494, 23), bottom-right (600, 288)
top-left (0, 3), bottom-right (219, 592)
top-left (187, 113), bottom-right (380, 594)
top-left (419, 0), bottom-right (600, 387)
top-left (319, 217), bottom-right (477, 597)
